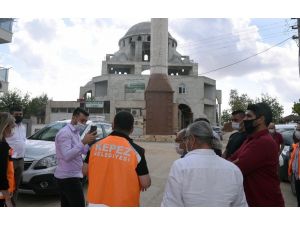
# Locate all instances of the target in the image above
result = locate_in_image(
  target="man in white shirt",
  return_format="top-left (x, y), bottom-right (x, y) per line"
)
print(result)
top-left (161, 121), bottom-right (248, 207)
top-left (6, 106), bottom-right (27, 205)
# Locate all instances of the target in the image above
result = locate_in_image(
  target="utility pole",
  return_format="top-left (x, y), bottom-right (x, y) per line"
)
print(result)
top-left (292, 18), bottom-right (300, 77)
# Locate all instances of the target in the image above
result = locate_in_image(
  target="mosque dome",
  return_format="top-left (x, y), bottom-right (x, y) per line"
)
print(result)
top-left (121, 21), bottom-right (174, 39)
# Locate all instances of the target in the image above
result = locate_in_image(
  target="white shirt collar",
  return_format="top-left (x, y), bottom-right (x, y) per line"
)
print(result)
top-left (185, 149), bottom-right (216, 157)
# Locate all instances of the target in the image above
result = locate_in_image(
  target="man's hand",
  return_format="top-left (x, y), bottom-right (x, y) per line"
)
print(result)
top-left (82, 131), bottom-right (97, 145)
top-left (82, 162), bottom-right (88, 177)
top-left (138, 174), bottom-right (151, 192)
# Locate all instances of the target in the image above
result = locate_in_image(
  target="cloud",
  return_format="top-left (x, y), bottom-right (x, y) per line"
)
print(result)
top-left (3, 18), bottom-right (299, 116)
top-left (169, 18), bottom-right (299, 115)
top-left (6, 18), bottom-right (148, 101)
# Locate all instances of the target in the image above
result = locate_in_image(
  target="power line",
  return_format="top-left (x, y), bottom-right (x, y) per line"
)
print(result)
top-left (198, 37), bottom-right (292, 76)
top-left (181, 30), bottom-right (294, 54)
top-left (179, 21), bottom-right (288, 47)
top-left (180, 28), bottom-right (295, 51)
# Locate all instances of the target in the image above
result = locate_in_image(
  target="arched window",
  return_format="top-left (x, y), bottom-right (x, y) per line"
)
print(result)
top-left (147, 35), bottom-right (151, 42)
top-left (178, 83), bottom-right (186, 94)
top-left (137, 36), bottom-right (142, 41)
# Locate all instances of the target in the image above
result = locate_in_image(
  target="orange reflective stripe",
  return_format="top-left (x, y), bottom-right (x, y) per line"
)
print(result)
top-left (0, 148), bottom-right (15, 199)
top-left (87, 136), bottom-right (141, 206)
top-left (288, 143), bottom-right (300, 178)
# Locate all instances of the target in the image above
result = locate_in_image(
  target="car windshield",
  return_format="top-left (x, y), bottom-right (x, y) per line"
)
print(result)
top-left (28, 122), bottom-right (87, 141)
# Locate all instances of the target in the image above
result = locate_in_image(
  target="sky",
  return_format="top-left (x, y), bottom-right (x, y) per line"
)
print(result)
top-left (0, 17), bottom-right (299, 117)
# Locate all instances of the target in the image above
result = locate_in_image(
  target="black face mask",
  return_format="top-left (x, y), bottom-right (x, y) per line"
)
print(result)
top-left (243, 119), bottom-right (258, 134)
top-left (15, 116), bottom-right (23, 124)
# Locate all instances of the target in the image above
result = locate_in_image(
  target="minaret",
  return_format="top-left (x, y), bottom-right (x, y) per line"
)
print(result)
top-left (145, 18), bottom-right (174, 135)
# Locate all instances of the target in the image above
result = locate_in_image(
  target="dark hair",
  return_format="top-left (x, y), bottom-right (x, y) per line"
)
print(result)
top-left (194, 117), bottom-right (210, 124)
top-left (231, 110), bottom-right (245, 116)
top-left (114, 111), bottom-right (134, 132)
top-left (72, 107), bottom-right (89, 117)
top-left (9, 105), bottom-right (23, 114)
top-left (247, 102), bottom-right (272, 126)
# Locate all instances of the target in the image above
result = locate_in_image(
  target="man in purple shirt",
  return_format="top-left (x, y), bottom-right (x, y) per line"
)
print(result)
top-left (54, 107), bottom-right (96, 207)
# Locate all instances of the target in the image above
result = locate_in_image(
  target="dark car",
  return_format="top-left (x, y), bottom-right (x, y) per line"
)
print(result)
top-left (279, 130), bottom-right (296, 196)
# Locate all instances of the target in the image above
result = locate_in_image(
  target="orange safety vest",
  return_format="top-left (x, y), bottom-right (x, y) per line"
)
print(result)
top-left (0, 148), bottom-right (15, 199)
top-left (288, 143), bottom-right (300, 178)
top-left (87, 135), bottom-right (141, 207)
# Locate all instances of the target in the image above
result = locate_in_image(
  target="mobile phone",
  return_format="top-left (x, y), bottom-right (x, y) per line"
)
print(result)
top-left (89, 125), bottom-right (97, 134)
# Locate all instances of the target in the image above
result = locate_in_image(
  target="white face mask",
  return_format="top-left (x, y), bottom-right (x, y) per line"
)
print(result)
top-left (175, 143), bottom-right (184, 155)
top-left (269, 129), bottom-right (275, 134)
top-left (231, 122), bottom-right (240, 130)
top-left (295, 131), bottom-right (300, 140)
top-left (74, 122), bottom-right (85, 132)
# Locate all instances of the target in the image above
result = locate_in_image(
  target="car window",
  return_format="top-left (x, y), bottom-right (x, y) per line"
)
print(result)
top-left (95, 124), bottom-right (104, 139)
top-left (103, 124), bottom-right (112, 135)
top-left (29, 122), bottom-right (67, 141)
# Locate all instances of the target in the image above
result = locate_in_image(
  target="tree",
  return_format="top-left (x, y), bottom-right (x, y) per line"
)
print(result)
top-left (255, 93), bottom-right (284, 123)
top-left (292, 99), bottom-right (300, 116)
top-left (0, 90), bottom-right (49, 122)
top-left (225, 90), bottom-right (284, 124)
top-left (0, 89), bottom-right (30, 114)
top-left (229, 89), bottom-right (253, 112)
top-left (221, 109), bottom-right (231, 123)
top-left (26, 94), bottom-right (49, 123)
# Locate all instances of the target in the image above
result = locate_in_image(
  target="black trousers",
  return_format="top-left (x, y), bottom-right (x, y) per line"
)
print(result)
top-left (12, 158), bottom-right (24, 206)
top-left (56, 177), bottom-right (85, 207)
top-left (0, 199), bottom-right (6, 207)
top-left (295, 178), bottom-right (300, 207)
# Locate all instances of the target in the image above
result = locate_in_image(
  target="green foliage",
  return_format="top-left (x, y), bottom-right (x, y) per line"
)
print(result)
top-left (0, 89), bottom-right (30, 113)
top-left (255, 93), bottom-right (284, 123)
top-left (224, 89), bottom-right (284, 123)
top-left (221, 109), bottom-right (231, 123)
top-left (0, 90), bottom-right (49, 121)
top-left (292, 99), bottom-right (300, 116)
top-left (229, 89), bottom-right (253, 112)
top-left (26, 94), bottom-right (49, 122)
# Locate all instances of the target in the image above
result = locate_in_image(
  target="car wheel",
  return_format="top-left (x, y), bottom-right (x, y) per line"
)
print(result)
top-left (291, 174), bottom-right (297, 196)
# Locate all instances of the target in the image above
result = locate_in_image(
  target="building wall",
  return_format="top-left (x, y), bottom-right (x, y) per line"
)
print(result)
top-left (80, 74), bottom-right (218, 127)
top-left (45, 101), bottom-right (80, 123)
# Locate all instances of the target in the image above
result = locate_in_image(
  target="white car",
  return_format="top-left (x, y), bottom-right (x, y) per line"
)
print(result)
top-left (20, 120), bottom-right (112, 195)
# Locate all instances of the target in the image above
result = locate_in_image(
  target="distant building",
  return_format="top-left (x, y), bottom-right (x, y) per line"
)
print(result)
top-left (45, 100), bottom-right (80, 124)
top-left (0, 18), bottom-right (14, 95)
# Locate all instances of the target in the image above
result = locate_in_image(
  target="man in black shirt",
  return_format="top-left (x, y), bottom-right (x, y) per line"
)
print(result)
top-left (223, 110), bottom-right (247, 159)
top-left (82, 111), bottom-right (150, 206)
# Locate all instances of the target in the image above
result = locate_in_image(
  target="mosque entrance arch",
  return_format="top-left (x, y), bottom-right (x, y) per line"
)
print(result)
top-left (178, 104), bottom-right (193, 129)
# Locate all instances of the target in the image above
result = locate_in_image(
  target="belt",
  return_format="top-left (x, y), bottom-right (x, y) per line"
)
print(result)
top-left (12, 158), bottom-right (24, 161)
